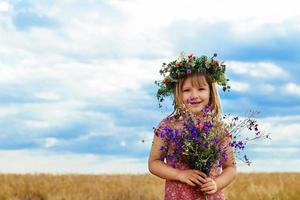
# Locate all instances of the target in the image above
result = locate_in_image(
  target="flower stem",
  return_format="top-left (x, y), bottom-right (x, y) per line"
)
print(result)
top-left (204, 192), bottom-right (208, 200)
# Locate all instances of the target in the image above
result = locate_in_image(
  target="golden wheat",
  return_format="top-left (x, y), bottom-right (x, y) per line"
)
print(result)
top-left (0, 173), bottom-right (299, 200)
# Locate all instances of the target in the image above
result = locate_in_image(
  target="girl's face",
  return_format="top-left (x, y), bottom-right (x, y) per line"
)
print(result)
top-left (181, 75), bottom-right (210, 114)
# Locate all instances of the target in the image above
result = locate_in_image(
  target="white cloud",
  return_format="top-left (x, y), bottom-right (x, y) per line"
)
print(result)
top-left (0, 58), bottom-right (159, 105)
top-left (0, 0), bottom-right (296, 108)
top-left (16, 102), bottom-right (117, 137)
top-left (0, 106), bottom-right (18, 117)
top-left (230, 80), bottom-right (249, 92)
top-left (19, 100), bottom-right (87, 128)
top-left (0, 149), bottom-right (298, 174)
top-left (2, 0), bottom-right (299, 75)
top-left (110, 0), bottom-right (300, 30)
top-left (120, 141), bottom-right (127, 147)
top-left (259, 83), bottom-right (275, 93)
top-left (34, 91), bottom-right (61, 100)
top-left (107, 0), bottom-right (300, 57)
top-left (285, 83), bottom-right (300, 96)
top-left (252, 147), bottom-right (299, 154)
top-left (43, 137), bottom-right (60, 148)
top-left (0, 1), bottom-right (9, 12)
top-left (0, 149), bottom-right (148, 174)
top-left (0, 2), bottom-right (172, 63)
top-left (24, 120), bottom-right (51, 128)
top-left (237, 158), bottom-right (300, 172)
top-left (254, 115), bottom-right (300, 145)
top-left (227, 61), bottom-right (286, 78)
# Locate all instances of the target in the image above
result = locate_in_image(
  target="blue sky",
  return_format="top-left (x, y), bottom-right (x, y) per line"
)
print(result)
top-left (0, 0), bottom-right (300, 173)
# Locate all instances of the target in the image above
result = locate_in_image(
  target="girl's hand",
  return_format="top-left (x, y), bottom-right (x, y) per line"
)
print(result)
top-left (200, 177), bottom-right (218, 194)
top-left (175, 169), bottom-right (207, 187)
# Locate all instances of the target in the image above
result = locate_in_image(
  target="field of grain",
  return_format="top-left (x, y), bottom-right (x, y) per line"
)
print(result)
top-left (0, 173), bottom-right (299, 200)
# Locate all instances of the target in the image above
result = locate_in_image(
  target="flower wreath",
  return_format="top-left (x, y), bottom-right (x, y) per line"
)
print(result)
top-left (154, 52), bottom-right (230, 107)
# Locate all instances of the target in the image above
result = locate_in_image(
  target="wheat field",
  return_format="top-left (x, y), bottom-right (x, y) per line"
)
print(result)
top-left (0, 173), bottom-right (299, 200)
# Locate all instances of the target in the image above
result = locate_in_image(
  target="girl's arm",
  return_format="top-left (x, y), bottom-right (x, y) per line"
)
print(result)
top-left (148, 134), bottom-right (180, 181)
top-left (215, 136), bottom-right (237, 191)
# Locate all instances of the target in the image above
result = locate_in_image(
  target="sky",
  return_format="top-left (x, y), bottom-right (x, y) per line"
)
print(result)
top-left (0, 0), bottom-right (300, 174)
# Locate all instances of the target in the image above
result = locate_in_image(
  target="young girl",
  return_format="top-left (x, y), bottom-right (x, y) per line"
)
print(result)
top-left (148, 53), bottom-right (237, 200)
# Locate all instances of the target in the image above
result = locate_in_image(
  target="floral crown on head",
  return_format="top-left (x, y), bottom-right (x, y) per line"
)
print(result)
top-left (155, 52), bottom-right (230, 107)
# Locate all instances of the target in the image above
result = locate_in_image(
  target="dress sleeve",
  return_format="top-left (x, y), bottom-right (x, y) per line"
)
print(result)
top-left (153, 117), bottom-right (172, 160)
top-left (154, 117), bottom-right (170, 138)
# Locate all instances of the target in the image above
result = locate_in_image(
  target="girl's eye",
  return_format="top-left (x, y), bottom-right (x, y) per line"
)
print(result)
top-left (183, 89), bottom-right (190, 92)
top-left (198, 88), bottom-right (205, 91)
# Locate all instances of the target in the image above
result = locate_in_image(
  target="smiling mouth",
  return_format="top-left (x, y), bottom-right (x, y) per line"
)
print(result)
top-left (191, 101), bottom-right (202, 104)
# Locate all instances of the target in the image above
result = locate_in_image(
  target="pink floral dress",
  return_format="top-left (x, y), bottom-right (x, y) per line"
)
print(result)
top-left (155, 115), bottom-right (229, 200)
top-left (164, 160), bottom-right (227, 200)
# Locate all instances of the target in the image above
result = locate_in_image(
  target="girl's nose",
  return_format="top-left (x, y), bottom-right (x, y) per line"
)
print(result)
top-left (191, 95), bottom-right (199, 102)
top-left (192, 90), bottom-right (199, 98)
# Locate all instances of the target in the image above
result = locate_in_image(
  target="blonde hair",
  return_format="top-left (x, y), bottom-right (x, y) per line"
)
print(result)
top-left (170, 72), bottom-right (222, 117)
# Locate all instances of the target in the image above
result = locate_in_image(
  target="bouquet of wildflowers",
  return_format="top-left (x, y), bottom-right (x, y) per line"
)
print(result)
top-left (180, 105), bottom-right (229, 175)
top-left (155, 105), bottom-right (270, 176)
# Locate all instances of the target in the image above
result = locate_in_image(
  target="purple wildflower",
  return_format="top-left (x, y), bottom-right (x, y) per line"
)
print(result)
top-left (205, 104), bottom-right (210, 113)
top-left (186, 69), bottom-right (192, 74)
top-left (222, 150), bottom-right (228, 161)
top-left (213, 138), bottom-right (220, 144)
top-left (243, 155), bottom-right (251, 165)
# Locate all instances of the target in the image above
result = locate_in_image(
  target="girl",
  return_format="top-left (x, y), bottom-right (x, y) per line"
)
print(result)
top-left (148, 53), bottom-right (237, 200)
